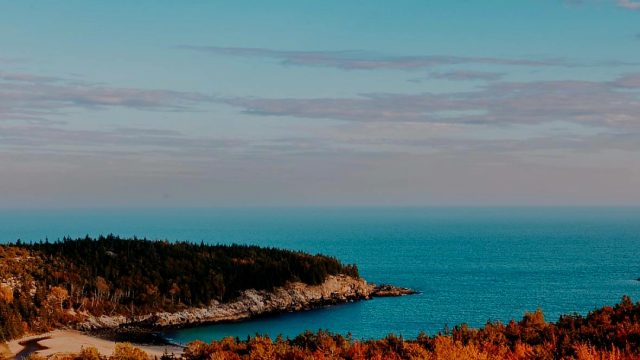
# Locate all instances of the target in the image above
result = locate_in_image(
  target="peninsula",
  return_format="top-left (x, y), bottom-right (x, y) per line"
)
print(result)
top-left (0, 236), bottom-right (413, 343)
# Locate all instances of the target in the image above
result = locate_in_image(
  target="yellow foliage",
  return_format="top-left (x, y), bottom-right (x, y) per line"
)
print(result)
top-left (48, 286), bottom-right (69, 310)
top-left (47, 353), bottom-right (77, 360)
top-left (247, 336), bottom-right (275, 360)
top-left (0, 286), bottom-right (12, 303)
top-left (429, 336), bottom-right (496, 360)
top-left (508, 342), bottom-right (534, 360)
top-left (110, 343), bottom-right (149, 360)
top-left (573, 343), bottom-right (626, 360)
top-left (208, 351), bottom-right (241, 360)
top-left (24, 353), bottom-right (46, 360)
top-left (183, 340), bottom-right (209, 359)
top-left (403, 342), bottom-right (431, 359)
top-left (78, 346), bottom-right (101, 360)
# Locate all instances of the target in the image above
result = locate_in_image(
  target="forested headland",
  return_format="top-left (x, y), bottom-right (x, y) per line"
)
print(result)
top-left (0, 236), bottom-right (359, 342)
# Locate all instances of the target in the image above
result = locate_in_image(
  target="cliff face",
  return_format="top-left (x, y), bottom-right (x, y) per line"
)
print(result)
top-left (80, 274), bottom-right (375, 330)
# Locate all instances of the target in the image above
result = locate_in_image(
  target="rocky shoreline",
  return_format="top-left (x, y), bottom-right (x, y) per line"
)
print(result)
top-left (79, 275), bottom-right (415, 334)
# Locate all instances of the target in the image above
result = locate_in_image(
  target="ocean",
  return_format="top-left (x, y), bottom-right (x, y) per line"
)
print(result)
top-left (1, 207), bottom-right (639, 344)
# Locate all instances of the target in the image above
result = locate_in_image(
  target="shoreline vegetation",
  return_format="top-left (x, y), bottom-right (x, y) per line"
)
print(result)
top-left (4, 297), bottom-right (640, 359)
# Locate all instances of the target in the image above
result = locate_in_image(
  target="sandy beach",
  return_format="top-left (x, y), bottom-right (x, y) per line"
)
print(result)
top-left (6, 330), bottom-right (183, 359)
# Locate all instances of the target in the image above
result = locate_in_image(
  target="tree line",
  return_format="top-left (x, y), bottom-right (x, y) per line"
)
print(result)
top-left (0, 236), bottom-right (359, 342)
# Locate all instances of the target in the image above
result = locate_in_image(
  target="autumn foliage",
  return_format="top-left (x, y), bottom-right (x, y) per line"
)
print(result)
top-left (22, 344), bottom-right (150, 360)
top-left (30, 302), bottom-right (640, 360)
top-left (8, 298), bottom-right (640, 359)
top-left (175, 296), bottom-right (640, 360)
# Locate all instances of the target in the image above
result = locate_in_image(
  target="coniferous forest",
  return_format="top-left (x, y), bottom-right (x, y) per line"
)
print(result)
top-left (0, 236), bottom-right (359, 342)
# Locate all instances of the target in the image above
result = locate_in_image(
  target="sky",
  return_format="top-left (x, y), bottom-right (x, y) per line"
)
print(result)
top-left (1, 0), bottom-right (640, 208)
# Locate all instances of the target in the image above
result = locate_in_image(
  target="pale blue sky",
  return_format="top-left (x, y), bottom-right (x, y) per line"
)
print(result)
top-left (1, 1), bottom-right (640, 207)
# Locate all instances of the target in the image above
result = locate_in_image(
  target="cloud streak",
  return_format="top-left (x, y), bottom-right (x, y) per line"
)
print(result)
top-left (222, 74), bottom-right (640, 129)
top-left (0, 124), bottom-right (246, 159)
top-left (0, 70), bottom-right (212, 122)
top-left (570, 0), bottom-right (640, 10)
top-left (411, 71), bottom-right (504, 82)
top-left (180, 46), bottom-right (570, 71)
top-left (618, 0), bottom-right (640, 9)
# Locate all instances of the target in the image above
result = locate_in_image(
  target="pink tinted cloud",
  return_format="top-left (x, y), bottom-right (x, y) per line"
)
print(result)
top-left (181, 46), bottom-right (569, 71)
top-left (0, 70), bottom-right (212, 121)
top-left (223, 74), bottom-right (640, 129)
top-left (618, 0), bottom-right (640, 9)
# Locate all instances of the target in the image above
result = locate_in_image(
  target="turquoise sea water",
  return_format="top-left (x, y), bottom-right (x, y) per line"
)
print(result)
top-left (1, 207), bottom-right (639, 343)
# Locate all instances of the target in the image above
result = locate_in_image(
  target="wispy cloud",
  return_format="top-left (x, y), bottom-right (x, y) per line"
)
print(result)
top-left (569, 0), bottom-right (640, 10)
top-left (0, 71), bottom-right (63, 83)
top-left (326, 131), bottom-right (640, 154)
top-left (618, 0), bottom-right (640, 9)
top-left (0, 70), bottom-right (212, 122)
top-left (410, 71), bottom-right (504, 83)
top-left (612, 73), bottom-right (640, 87)
top-left (0, 124), bottom-right (244, 158)
top-left (222, 74), bottom-right (640, 130)
top-left (0, 57), bottom-right (26, 64)
top-left (180, 45), bottom-right (569, 71)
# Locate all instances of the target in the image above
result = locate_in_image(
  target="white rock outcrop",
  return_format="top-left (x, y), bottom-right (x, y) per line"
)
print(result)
top-left (80, 274), bottom-right (374, 330)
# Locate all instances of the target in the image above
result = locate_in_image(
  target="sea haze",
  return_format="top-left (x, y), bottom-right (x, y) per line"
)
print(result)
top-left (1, 207), bottom-right (639, 343)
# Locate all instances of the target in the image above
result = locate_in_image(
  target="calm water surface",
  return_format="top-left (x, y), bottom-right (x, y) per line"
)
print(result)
top-left (1, 207), bottom-right (639, 343)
